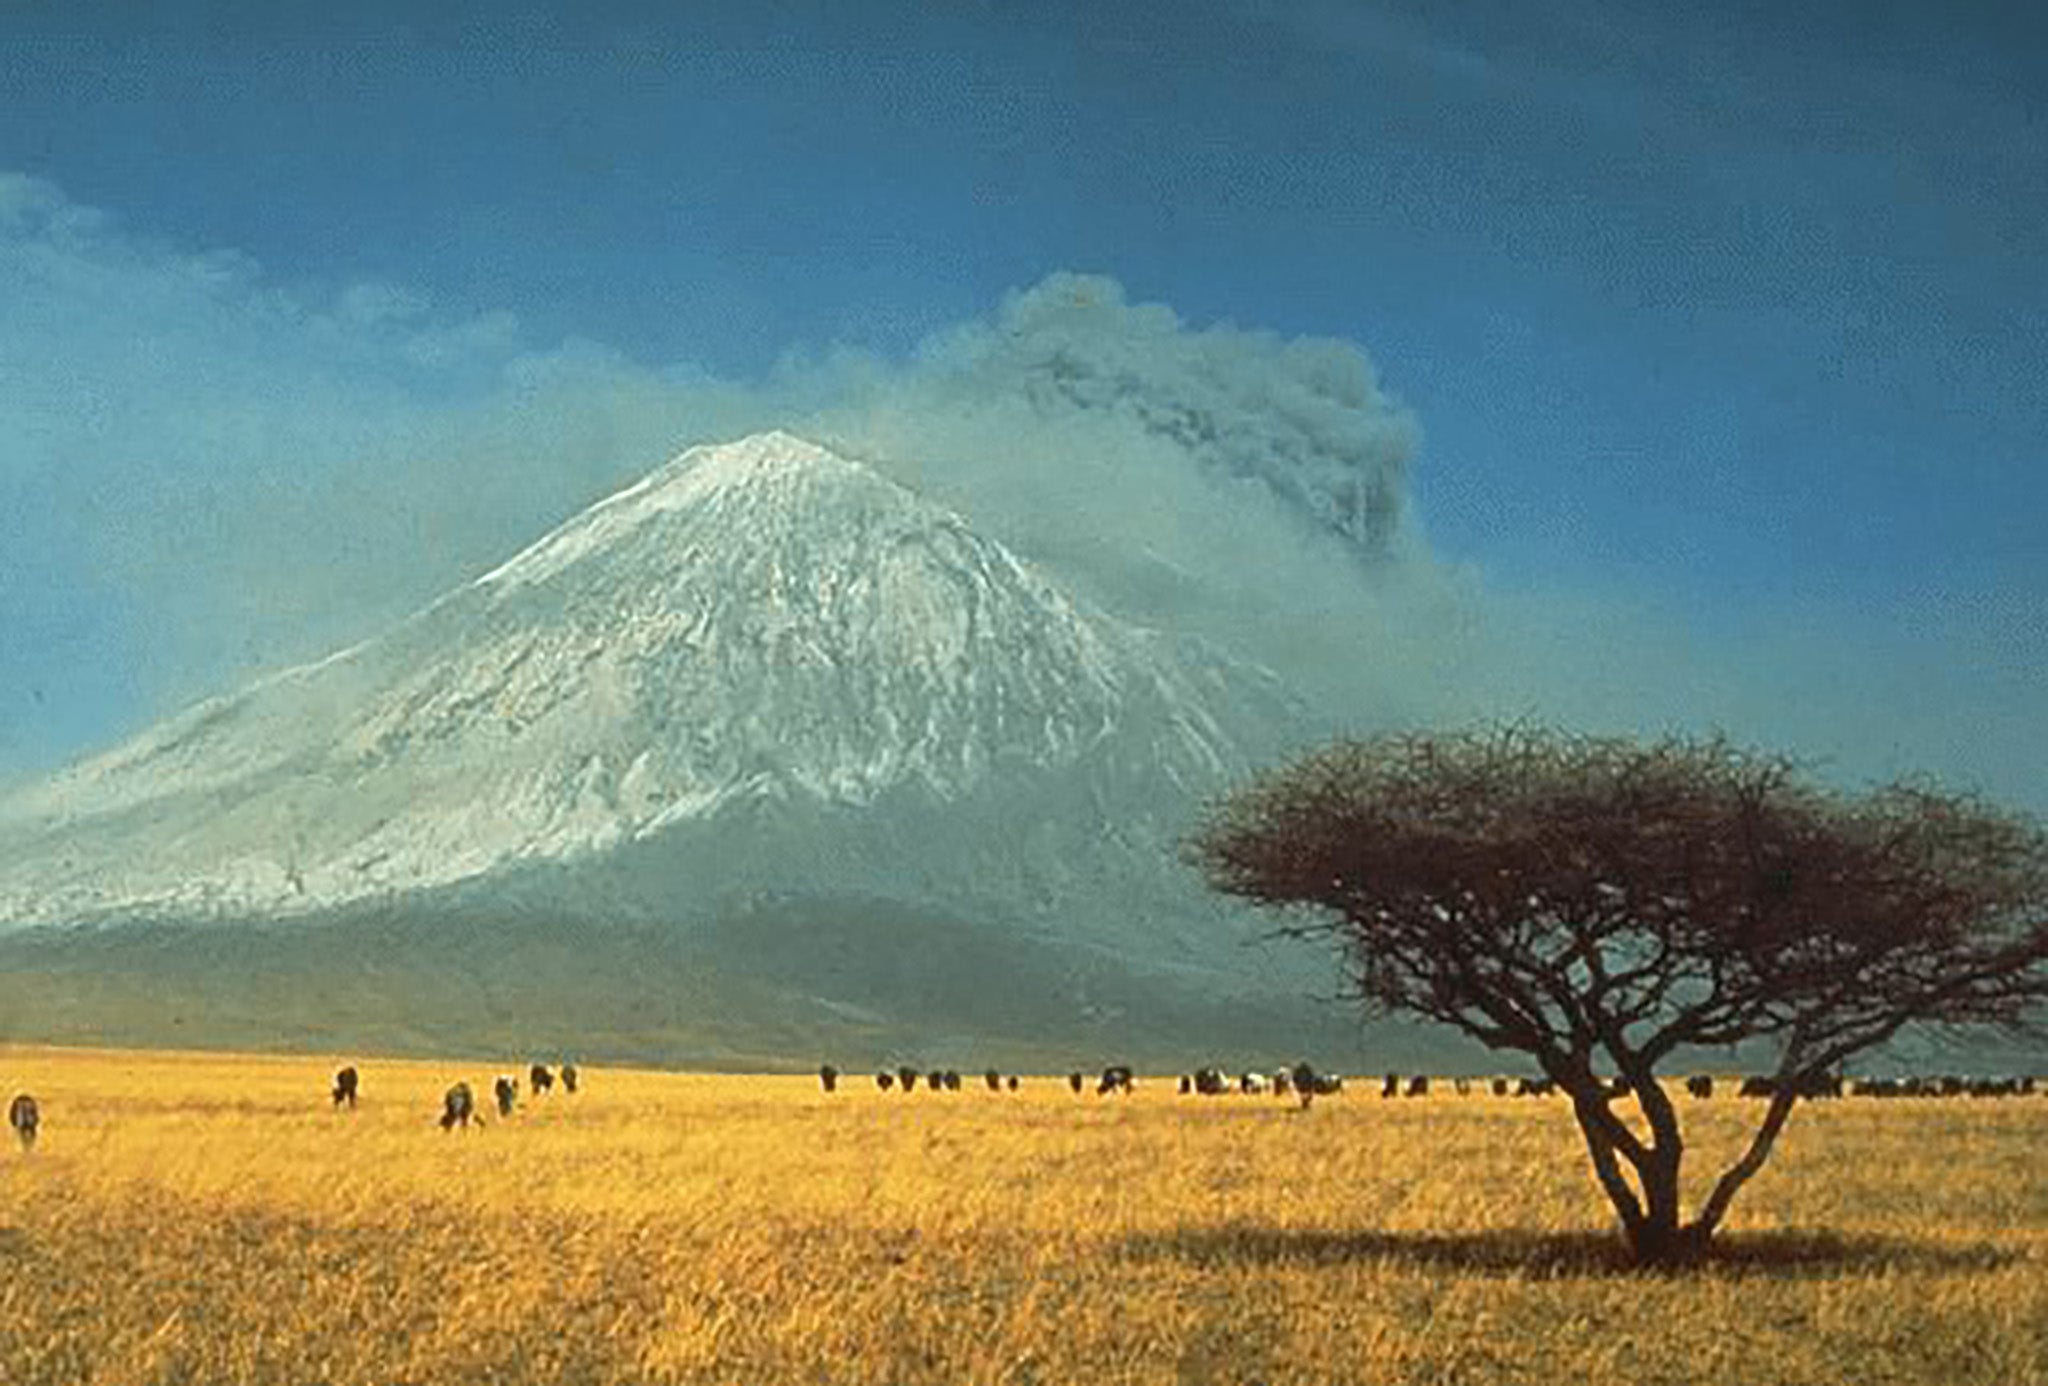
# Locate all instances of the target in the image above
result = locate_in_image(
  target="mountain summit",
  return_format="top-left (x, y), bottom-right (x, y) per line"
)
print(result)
top-left (0, 432), bottom-right (1348, 1064)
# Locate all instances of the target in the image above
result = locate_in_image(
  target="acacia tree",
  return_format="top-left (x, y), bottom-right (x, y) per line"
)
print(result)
top-left (1190, 726), bottom-right (2048, 1265)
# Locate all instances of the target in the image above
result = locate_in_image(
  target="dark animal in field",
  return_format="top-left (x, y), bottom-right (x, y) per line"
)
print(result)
top-left (1178, 1074), bottom-right (1192, 1095)
top-left (1515, 1077), bottom-right (1557, 1097)
top-left (560, 1063), bottom-right (580, 1094)
top-left (899, 1066), bottom-right (920, 1093)
top-left (1962, 1075), bottom-right (2021, 1098)
top-left (945, 1071), bottom-right (962, 1092)
top-left (1491, 1078), bottom-right (1509, 1097)
top-left (1097, 1066), bottom-right (1134, 1095)
top-left (1382, 1072), bottom-right (1399, 1098)
top-left (1068, 1072), bottom-right (1084, 1094)
top-left (1239, 1072), bottom-right (1266, 1095)
top-left (989, 1070), bottom-right (1005, 1092)
top-left (494, 1076), bottom-right (518, 1118)
top-left (1406, 1075), bottom-right (1430, 1098)
top-left (924, 1070), bottom-right (946, 1093)
top-left (819, 1064), bottom-right (839, 1094)
top-left (439, 1083), bottom-right (476, 1131)
top-left (1740, 1071), bottom-right (1843, 1100)
top-left (1453, 1078), bottom-right (1471, 1097)
top-left (876, 1071), bottom-right (896, 1091)
top-left (1006, 1075), bottom-right (1019, 1092)
top-left (1193, 1067), bottom-right (1228, 1096)
top-left (331, 1066), bottom-right (359, 1110)
top-left (9, 1094), bottom-right (38, 1151)
top-left (530, 1064), bottom-right (555, 1094)
top-left (1686, 1075), bottom-right (1714, 1099)
top-left (1310, 1073), bottom-right (1344, 1096)
top-left (1291, 1062), bottom-right (1319, 1109)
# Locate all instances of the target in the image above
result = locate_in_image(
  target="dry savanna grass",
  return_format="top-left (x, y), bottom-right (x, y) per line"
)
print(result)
top-left (1, 1044), bottom-right (2043, 1385)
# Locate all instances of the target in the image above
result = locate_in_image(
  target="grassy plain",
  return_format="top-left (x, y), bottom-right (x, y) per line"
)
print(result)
top-left (0, 1044), bottom-right (2043, 1386)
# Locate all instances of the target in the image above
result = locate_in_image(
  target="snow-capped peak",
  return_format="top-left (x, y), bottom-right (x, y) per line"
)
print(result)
top-left (475, 430), bottom-right (862, 592)
top-left (0, 431), bottom-right (1293, 930)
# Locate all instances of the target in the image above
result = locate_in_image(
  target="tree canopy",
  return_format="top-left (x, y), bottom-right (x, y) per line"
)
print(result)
top-left (1191, 725), bottom-right (2048, 1263)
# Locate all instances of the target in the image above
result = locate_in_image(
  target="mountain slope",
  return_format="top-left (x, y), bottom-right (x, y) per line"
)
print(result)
top-left (1, 433), bottom-right (1284, 925)
top-left (0, 432), bottom-right (1354, 1062)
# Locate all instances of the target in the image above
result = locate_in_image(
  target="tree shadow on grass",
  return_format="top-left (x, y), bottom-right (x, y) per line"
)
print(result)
top-left (1118, 1225), bottom-right (2020, 1281)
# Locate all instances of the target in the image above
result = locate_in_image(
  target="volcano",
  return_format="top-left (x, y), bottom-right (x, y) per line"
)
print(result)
top-left (0, 432), bottom-right (1380, 1067)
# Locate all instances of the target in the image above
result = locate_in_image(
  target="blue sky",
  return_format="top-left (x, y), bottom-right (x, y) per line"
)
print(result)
top-left (2, 0), bottom-right (2043, 805)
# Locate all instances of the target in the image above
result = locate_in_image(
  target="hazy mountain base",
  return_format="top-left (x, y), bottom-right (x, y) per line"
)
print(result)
top-left (0, 894), bottom-right (1443, 1073)
top-left (0, 733), bottom-right (1451, 1071)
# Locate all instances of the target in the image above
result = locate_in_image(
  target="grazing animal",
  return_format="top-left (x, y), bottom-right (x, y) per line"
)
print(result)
top-left (1068, 1072), bottom-right (1084, 1094)
top-left (1177, 1074), bottom-right (1192, 1095)
top-left (1193, 1067), bottom-right (1229, 1096)
top-left (530, 1064), bottom-right (555, 1094)
top-left (1382, 1072), bottom-right (1400, 1099)
top-left (331, 1066), bottom-right (360, 1110)
top-left (989, 1070), bottom-right (1006, 1092)
top-left (1453, 1078), bottom-right (1471, 1097)
top-left (1006, 1075), bottom-right (1019, 1092)
top-left (1406, 1075), bottom-right (1430, 1098)
top-left (439, 1083), bottom-right (476, 1131)
top-left (1291, 1062), bottom-right (1319, 1110)
top-left (1686, 1075), bottom-right (1714, 1099)
top-left (876, 1071), bottom-right (896, 1091)
top-left (819, 1064), bottom-right (839, 1094)
top-left (560, 1063), bottom-right (580, 1094)
top-left (9, 1094), bottom-right (39, 1151)
top-left (1491, 1078), bottom-right (1510, 1097)
top-left (1097, 1065), bottom-right (1134, 1095)
top-left (898, 1065), bottom-right (920, 1094)
top-left (494, 1076), bottom-right (518, 1118)
top-left (1515, 1077), bottom-right (1556, 1097)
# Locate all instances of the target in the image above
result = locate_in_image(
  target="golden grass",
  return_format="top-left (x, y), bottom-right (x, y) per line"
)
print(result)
top-left (1, 1044), bottom-right (2043, 1385)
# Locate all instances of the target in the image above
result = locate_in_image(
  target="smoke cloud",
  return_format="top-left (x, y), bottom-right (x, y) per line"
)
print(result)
top-left (3, 175), bottom-right (2042, 812)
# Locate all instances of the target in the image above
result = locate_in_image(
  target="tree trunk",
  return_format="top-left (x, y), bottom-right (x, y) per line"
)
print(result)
top-left (1624, 1074), bottom-right (1694, 1266)
top-left (1564, 1083), bottom-right (1648, 1252)
top-left (1560, 1061), bottom-right (1809, 1267)
top-left (1625, 1146), bottom-right (1692, 1266)
top-left (1564, 1073), bottom-right (1716, 1267)
top-left (1592, 1085), bottom-right (1800, 1267)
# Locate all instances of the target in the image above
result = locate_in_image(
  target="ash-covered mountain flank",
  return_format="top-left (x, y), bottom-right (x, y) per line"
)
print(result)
top-left (0, 433), bottom-right (1370, 1065)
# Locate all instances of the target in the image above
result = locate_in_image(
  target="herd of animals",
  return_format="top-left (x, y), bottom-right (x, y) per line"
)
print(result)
top-left (817, 1063), bottom-right (2044, 1106)
top-left (3, 1062), bottom-right (2041, 1151)
top-left (416, 1061), bottom-right (583, 1131)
